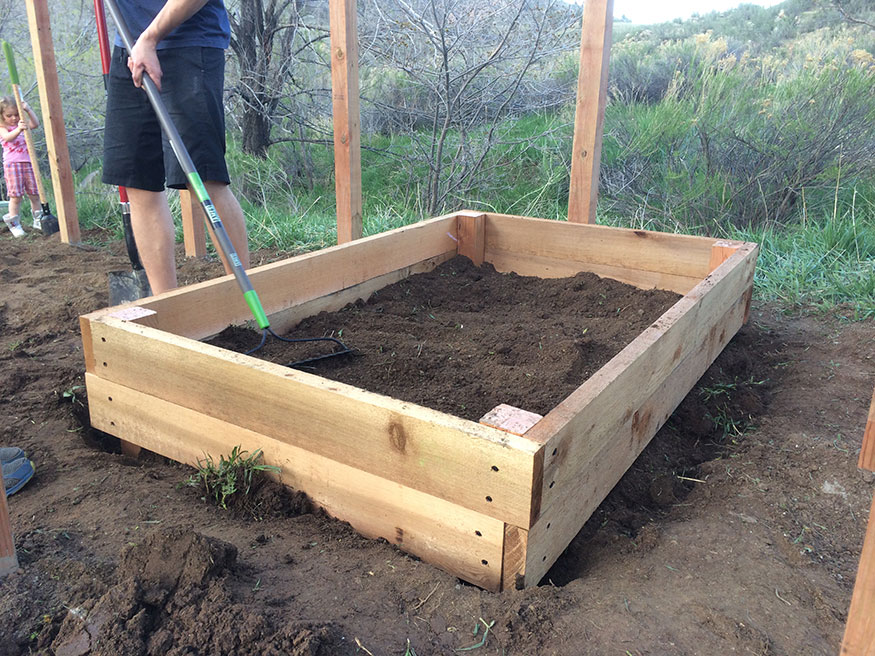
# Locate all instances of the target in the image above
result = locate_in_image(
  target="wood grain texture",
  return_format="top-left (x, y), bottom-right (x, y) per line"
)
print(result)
top-left (567, 0), bottom-right (613, 224)
top-left (457, 213), bottom-right (486, 266)
top-left (858, 387), bottom-right (875, 472)
top-left (523, 275), bottom-right (753, 585)
top-left (483, 213), bottom-right (738, 293)
top-left (841, 490), bottom-right (875, 655)
top-left (82, 215), bottom-right (461, 341)
top-left (25, 0), bottom-right (80, 242)
top-left (0, 471), bottom-right (17, 577)
top-left (501, 524), bottom-right (528, 591)
top-left (179, 190), bottom-right (207, 258)
top-left (85, 318), bottom-right (541, 528)
top-left (86, 373), bottom-right (506, 591)
top-left (329, 0), bottom-right (363, 243)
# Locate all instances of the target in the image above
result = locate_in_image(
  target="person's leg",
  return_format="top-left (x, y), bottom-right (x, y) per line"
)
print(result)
top-left (163, 49), bottom-right (249, 272)
top-left (201, 181), bottom-right (250, 272)
top-left (26, 194), bottom-right (40, 215)
top-left (7, 195), bottom-right (21, 217)
top-left (103, 45), bottom-right (169, 287)
top-left (126, 187), bottom-right (177, 293)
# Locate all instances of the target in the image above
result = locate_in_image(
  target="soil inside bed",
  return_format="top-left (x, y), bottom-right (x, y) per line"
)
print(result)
top-left (207, 255), bottom-right (681, 421)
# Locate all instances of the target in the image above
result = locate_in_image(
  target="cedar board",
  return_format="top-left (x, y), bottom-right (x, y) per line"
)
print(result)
top-left (80, 212), bottom-right (758, 592)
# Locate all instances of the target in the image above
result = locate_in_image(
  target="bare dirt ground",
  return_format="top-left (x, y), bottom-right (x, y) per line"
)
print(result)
top-left (0, 228), bottom-right (873, 656)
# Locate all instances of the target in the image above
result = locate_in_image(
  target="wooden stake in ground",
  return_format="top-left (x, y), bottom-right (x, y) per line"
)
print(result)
top-left (567, 0), bottom-right (613, 225)
top-left (329, 0), bottom-right (363, 244)
top-left (24, 0), bottom-right (80, 242)
top-left (841, 386), bottom-right (875, 655)
top-left (0, 471), bottom-right (19, 577)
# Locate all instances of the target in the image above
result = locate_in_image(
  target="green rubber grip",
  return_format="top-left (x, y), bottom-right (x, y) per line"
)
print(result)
top-left (2, 42), bottom-right (18, 86)
top-left (243, 290), bottom-right (270, 330)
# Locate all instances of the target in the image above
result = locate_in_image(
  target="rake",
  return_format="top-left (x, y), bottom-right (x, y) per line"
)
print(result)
top-left (103, 0), bottom-right (351, 367)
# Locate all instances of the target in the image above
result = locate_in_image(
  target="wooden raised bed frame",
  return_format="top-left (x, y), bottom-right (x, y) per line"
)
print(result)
top-left (80, 211), bottom-right (757, 592)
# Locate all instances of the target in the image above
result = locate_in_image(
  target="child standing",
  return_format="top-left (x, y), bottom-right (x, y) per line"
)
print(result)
top-left (0, 96), bottom-right (42, 237)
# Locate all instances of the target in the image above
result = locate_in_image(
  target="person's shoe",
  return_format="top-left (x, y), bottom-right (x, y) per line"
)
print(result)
top-left (3, 213), bottom-right (25, 238)
top-left (0, 447), bottom-right (25, 466)
top-left (2, 457), bottom-right (34, 496)
top-left (31, 210), bottom-right (42, 231)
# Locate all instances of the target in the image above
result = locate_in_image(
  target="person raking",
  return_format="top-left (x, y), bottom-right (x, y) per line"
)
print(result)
top-left (102, 0), bottom-right (250, 294)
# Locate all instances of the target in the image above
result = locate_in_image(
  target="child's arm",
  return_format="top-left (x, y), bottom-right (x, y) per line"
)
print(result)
top-left (0, 124), bottom-right (22, 142)
top-left (21, 102), bottom-right (39, 130)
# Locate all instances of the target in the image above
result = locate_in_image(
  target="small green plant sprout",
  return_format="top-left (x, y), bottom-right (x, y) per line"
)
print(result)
top-left (455, 618), bottom-right (495, 652)
top-left (60, 385), bottom-right (86, 405)
top-left (186, 446), bottom-right (280, 510)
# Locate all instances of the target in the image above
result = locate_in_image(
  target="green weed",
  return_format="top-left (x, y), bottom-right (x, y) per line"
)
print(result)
top-left (186, 446), bottom-right (280, 510)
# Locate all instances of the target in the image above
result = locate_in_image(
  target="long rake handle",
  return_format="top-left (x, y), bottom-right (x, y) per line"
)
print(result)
top-left (102, 0), bottom-right (269, 329)
top-left (2, 42), bottom-right (49, 206)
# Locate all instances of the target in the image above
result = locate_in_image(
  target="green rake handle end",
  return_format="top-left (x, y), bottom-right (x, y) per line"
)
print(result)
top-left (2, 41), bottom-right (19, 86)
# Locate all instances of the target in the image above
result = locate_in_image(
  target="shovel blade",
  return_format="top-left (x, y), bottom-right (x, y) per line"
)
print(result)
top-left (109, 268), bottom-right (152, 305)
top-left (38, 212), bottom-right (60, 236)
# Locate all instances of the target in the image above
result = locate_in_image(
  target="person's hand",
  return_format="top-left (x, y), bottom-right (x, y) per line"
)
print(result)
top-left (128, 35), bottom-right (162, 91)
top-left (17, 120), bottom-right (26, 131)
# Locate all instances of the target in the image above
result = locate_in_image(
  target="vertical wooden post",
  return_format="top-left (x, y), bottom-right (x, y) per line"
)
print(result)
top-left (179, 190), bottom-right (207, 258)
top-left (25, 0), bottom-right (80, 243)
top-left (0, 471), bottom-right (18, 577)
top-left (858, 387), bottom-right (875, 472)
top-left (567, 0), bottom-right (613, 225)
top-left (329, 0), bottom-right (363, 244)
top-left (842, 492), bottom-right (875, 655)
top-left (841, 387), bottom-right (875, 655)
top-left (455, 211), bottom-right (486, 266)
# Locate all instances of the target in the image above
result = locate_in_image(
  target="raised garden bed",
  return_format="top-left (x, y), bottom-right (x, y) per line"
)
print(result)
top-left (80, 211), bottom-right (758, 591)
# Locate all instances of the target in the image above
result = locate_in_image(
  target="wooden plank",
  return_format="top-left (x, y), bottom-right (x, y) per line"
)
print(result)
top-left (488, 249), bottom-right (701, 295)
top-left (522, 281), bottom-right (752, 585)
top-left (480, 404), bottom-right (543, 437)
top-left (484, 213), bottom-right (733, 287)
top-left (83, 318), bottom-right (541, 528)
top-left (501, 524), bottom-right (528, 591)
top-left (25, 0), bottom-right (80, 243)
top-left (456, 212), bottom-right (486, 266)
top-left (709, 240), bottom-right (740, 273)
top-left (85, 373), bottom-right (505, 591)
top-left (530, 244), bottom-right (757, 492)
top-left (179, 190), bottom-right (207, 258)
top-left (567, 0), bottom-right (613, 225)
top-left (0, 470), bottom-right (18, 577)
top-left (858, 387), bottom-right (875, 473)
top-left (841, 491), bottom-right (875, 655)
top-left (82, 215), bottom-right (460, 340)
top-left (329, 0), bottom-right (363, 244)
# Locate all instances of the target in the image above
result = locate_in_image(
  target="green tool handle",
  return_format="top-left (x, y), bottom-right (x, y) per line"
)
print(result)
top-left (2, 41), bottom-right (19, 85)
top-left (103, 0), bottom-right (269, 330)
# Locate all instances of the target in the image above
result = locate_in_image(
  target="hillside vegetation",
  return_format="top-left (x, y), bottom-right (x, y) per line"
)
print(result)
top-left (0, 0), bottom-right (872, 314)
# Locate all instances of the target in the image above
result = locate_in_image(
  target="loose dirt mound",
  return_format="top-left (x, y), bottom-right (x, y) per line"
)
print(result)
top-left (0, 228), bottom-right (873, 655)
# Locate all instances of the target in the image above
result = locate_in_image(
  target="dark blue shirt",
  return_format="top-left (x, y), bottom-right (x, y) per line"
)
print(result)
top-left (113, 0), bottom-right (230, 50)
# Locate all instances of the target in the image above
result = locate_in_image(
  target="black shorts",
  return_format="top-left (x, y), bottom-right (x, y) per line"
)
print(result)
top-left (102, 46), bottom-right (229, 191)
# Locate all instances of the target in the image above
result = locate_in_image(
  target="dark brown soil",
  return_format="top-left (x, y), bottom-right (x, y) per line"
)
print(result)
top-left (207, 256), bottom-right (682, 421)
top-left (1, 228), bottom-right (873, 656)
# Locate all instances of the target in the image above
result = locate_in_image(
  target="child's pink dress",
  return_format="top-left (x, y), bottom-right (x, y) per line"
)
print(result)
top-left (2, 130), bottom-right (38, 198)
